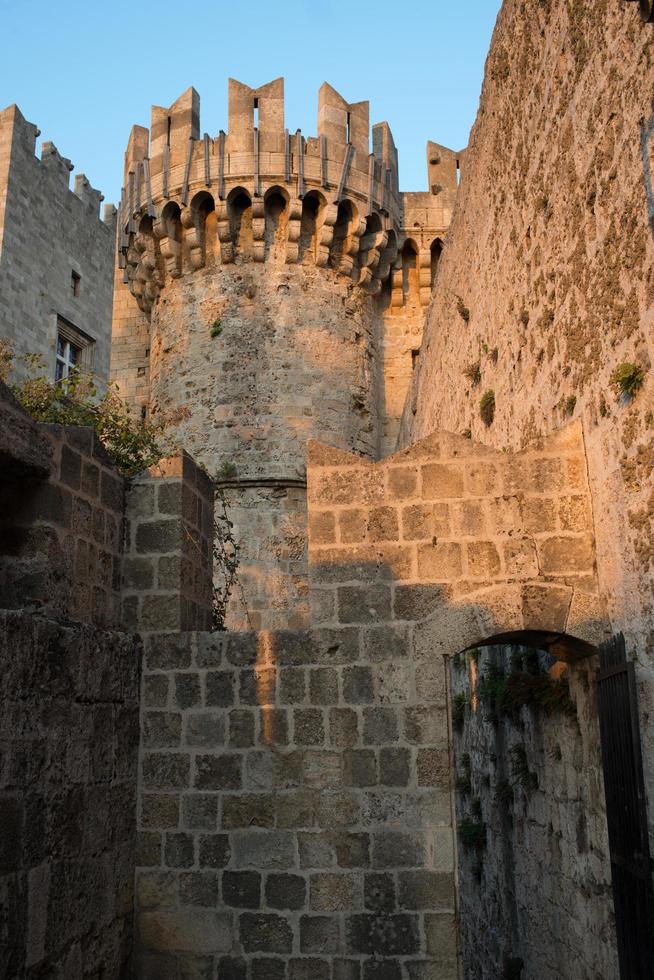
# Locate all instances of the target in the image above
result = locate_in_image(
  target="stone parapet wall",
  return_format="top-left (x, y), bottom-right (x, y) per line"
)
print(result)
top-left (0, 609), bottom-right (141, 978)
top-left (135, 627), bottom-right (457, 979)
top-left (0, 401), bottom-right (124, 628)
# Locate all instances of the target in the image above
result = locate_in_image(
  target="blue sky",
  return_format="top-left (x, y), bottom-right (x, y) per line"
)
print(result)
top-left (0, 0), bottom-right (501, 204)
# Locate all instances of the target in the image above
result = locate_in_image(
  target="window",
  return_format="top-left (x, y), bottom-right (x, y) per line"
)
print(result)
top-left (55, 335), bottom-right (81, 381)
top-left (54, 317), bottom-right (94, 381)
top-left (71, 270), bottom-right (81, 297)
top-left (412, 348), bottom-right (421, 371)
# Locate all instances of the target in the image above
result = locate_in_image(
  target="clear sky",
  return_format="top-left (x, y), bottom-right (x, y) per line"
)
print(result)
top-left (0, 0), bottom-right (501, 205)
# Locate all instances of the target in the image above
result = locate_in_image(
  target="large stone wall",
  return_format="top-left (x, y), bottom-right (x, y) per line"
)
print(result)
top-left (450, 645), bottom-right (617, 980)
top-left (0, 609), bottom-right (141, 978)
top-left (401, 0), bottom-right (654, 830)
top-left (0, 104), bottom-right (115, 384)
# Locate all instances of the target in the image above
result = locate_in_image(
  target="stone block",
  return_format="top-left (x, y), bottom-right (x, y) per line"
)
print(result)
top-left (329, 707), bottom-right (359, 748)
top-left (342, 665), bottom-right (375, 703)
top-left (309, 510), bottom-right (337, 545)
top-left (362, 707), bottom-right (398, 745)
top-left (276, 790), bottom-right (315, 828)
top-left (222, 794), bottom-right (275, 829)
top-left (368, 506), bottom-right (400, 542)
top-left (217, 956), bottom-right (247, 979)
top-left (538, 534), bottom-right (595, 574)
top-left (143, 711), bottom-right (182, 749)
top-left (393, 584), bottom-right (446, 622)
top-left (338, 585), bottom-right (392, 625)
top-left (502, 538), bottom-right (539, 578)
top-left (289, 959), bottom-right (330, 980)
top-left (144, 674), bottom-right (170, 708)
top-left (280, 667), bottom-right (307, 704)
top-left (417, 542), bottom-right (462, 581)
top-left (205, 670), bottom-right (236, 707)
top-left (404, 706), bottom-right (446, 744)
top-left (344, 749), bottom-right (377, 787)
top-left (416, 748), bottom-right (449, 788)
top-left (387, 465), bottom-right (419, 500)
top-left (196, 632), bottom-right (229, 668)
top-left (300, 915), bottom-right (340, 953)
top-left (198, 834), bottom-right (231, 868)
top-left (380, 748), bottom-right (411, 787)
top-left (423, 913), bottom-right (457, 958)
top-left (186, 712), bottom-right (226, 748)
top-left (310, 873), bottom-right (360, 912)
top-left (136, 519), bottom-right (182, 554)
top-left (175, 672), bottom-right (201, 709)
top-left (164, 831), bottom-right (195, 868)
top-left (141, 793), bottom-right (180, 829)
top-left (333, 961), bottom-right (362, 980)
top-left (240, 912), bottom-right (293, 953)
top-left (294, 708), bottom-right (325, 745)
top-left (466, 540), bottom-right (501, 577)
top-left (363, 962), bottom-right (401, 980)
top-left (266, 873), bottom-right (307, 911)
top-left (136, 870), bottom-right (178, 911)
top-left (222, 871), bottom-right (261, 909)
top-left (194, 754), bottom-right (242, 791)
top-left (309, 667), bottom-right (339, 705)
top-left (137, 831), bottom-right (162, 866)
top-left (364, 872), bottom-right (396, 912)
top-left (239, 667), bottom-right (276, 705)
top-left (251, 958), bottom-right (286, 980)
top-left (138, 909), bottom-right (233, 952)
top-left (259, 707), bottom-right (289, 746)
top-left (146, 633), bottom-right (192, 671)
top-left (179, 871), bottom-right (220, 907)
top-left (345, 913), bottom-right (420, 955)
top-left (421, 464), bottom-right (463, 499)
top-left (142, 752), bottom-right (190, 790)
top-left (182, 794), bottom-right (218, 831)
top-left (398, 870), bottom-right (454, 910)
top-left (298, 832), bottom-right (335, 869)
top-left (229, 709), bottom-right (255, 748)
top-left (232, 830), bottom-right (296, 870)
top-left (314, 792), bottom-right (360, 829)
top-left (372, 831), bottom-right (426, 869)
top-left (332, 832), bottom-right (371, 869)
top-left (304, 750), bottom-right (343, 789)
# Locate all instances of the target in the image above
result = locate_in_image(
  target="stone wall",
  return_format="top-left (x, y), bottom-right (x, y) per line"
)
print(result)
top-left (0, 104), bottom-right (115, 384)
top-left (0, 609), bottom-right (141, 978)
top-left (400, 0), bottom-right (654, 831)
top-left (0, 385), bottom-right (124, 629)
top-left (450, 645), bottom-right (616, 980)
top-left (122, 451), bottom-right (214, 635)
top-left (135, 626), bottom-right (457, 980)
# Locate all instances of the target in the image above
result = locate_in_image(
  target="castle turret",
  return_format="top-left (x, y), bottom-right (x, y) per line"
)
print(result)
top-left (112, 79), bottom-right (459, 629)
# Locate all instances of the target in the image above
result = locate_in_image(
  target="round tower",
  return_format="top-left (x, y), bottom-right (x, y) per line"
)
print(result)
top-left (113, 79), bottom-right (454, 629)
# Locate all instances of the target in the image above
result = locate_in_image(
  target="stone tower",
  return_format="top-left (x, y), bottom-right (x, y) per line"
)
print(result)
top-left (111, 79), bottom-right (460, 629)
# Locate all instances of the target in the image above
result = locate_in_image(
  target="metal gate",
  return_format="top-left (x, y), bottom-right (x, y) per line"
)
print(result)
top-left (597, 633), bottom-right (654, 979)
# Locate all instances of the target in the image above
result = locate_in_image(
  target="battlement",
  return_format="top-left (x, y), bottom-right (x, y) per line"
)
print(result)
top-left (118, 78), bottom-right (462, 314)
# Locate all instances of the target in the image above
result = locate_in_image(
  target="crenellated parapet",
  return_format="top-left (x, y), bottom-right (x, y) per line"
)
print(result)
top-left (117, 79), bottom-right (460, 314)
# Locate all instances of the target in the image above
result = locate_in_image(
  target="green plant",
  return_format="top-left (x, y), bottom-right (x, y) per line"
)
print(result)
top-left (490, 347), bottom-right (499, 364)
top-left (456, 297), bottom-right (470, 323)
top-left (215, 460), bottom-right (237, 481)
top-left (452, 692), bottom-right (468, 732)
top-left (611, 362), bottom-right (645, 399)
top-left (480, 389), bottom-right (496, 426)
top-left (464, 362), bottom-right (481, 386)
top-left (210, 319), bottom-right (223, 338)
top-left (4, 348), bottom-right (185, 477)
top-left (565, 395), bottom-right (577, 416)
top-left (462, 428), bottom-right (472, 440)
top-left (212, 489), bottom-right (242, 630)
top-left (519, 309), bottom-right (529, 327)
top-left (511, 745), bottom-right (538, 793)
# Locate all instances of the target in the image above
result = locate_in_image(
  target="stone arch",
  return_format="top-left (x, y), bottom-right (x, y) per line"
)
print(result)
top-left (188, 190), bottom-right (216, 267)
top-left (227, 186), bottom-right (253, 257)
top-left (263, 185), bottom-right (289, 260)
top-left (298, 190), bottom-right (326, 264)
top-left (401, 237), bottom-right (419, 305)
top-left (154, 201), bottom-right (183, 279)
top-left (430, 237), bottom-right (443, 286)
top-left (329, 197), bottom-right (358, 271)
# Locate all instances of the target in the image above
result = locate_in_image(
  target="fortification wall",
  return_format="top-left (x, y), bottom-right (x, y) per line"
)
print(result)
top-left (0, 104), bottom-right (115, 384)
top-left (402, 0), bottom-right (654, 833)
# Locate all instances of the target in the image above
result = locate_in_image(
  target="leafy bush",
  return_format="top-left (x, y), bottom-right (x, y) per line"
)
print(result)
top-left (464, 362), bottom-right (481, 386)
top-left (2, 346), bottom-right (187, 477)
top-left (456, 297), bottom-right (470, 323)
top-left (611, 362), bottom-right (645, 398)
top-left (480, 389), bottom-right (496, 426)
top-left (459, 817), bottom-right (486, 850)
top-left (452, 692), bottom-right (468, 732)
top-left (210, 319), bottom-right (223, 338)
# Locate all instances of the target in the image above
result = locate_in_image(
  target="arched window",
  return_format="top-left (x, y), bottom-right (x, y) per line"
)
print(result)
top-left (264, 187), bottom-right (289, 260)
top-left (190, 191), bottom-right (216, 266)
top-left (431, 238), bottom-right (443, 286)
top-left (402, 239), bottom-right (419, 305)
top-left (228, 188), bottom-right (253, 257)
top-left (298, 192), bottom-right (324, 264)
top-left (330, 199), bottom-right (356, 269)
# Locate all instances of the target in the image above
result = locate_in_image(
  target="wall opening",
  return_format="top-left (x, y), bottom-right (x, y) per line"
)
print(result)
top-left (298, 191), bottom-right (322, 264)
top-left (402, 239), bottom-right (419, 305)
top-left (191, 191), bottom-right (216, 266)
top-left (263, 188), bottom-right (288, 260)
top-left (431, 239), bottom-right (442, 286)
top-left (330, 199), bottom-right (355, 269)
top-left (228, 189), bottom-right (253, 257)
top-left (449, 636), bottom-right (618, 980)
